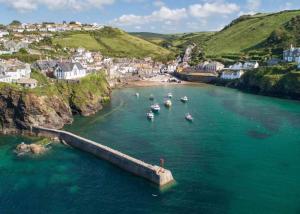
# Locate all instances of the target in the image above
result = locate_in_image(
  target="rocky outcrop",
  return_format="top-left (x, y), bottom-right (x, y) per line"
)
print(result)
top-left (0, 89), bottom-right (73, 134)
top-left (15, 142), bottom-right (47, 155)
top-left (0, 73), bottom-right (110, 134)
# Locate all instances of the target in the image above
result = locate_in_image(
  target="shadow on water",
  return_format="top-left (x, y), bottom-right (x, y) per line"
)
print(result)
top-left (247, 130), bottom-right (271, 139)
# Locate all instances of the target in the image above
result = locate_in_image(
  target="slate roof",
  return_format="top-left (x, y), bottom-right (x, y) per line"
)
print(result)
top-left (56, 62), bottom-right (84, 72)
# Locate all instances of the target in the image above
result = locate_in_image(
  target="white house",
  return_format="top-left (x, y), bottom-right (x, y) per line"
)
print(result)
top-left (229, 62), bottom-right (243, 70)
top-left (54, 62), bottom-right (87, 80)
top-left (0, 31), bottom-right (9, 38)
top-left (0, 59), bottom-right (31, 82)
top-left (221, 70), bottom-right (245, 80)
top-left (243, 61), bottom-right (259, 69)
top-left (229, 61), bottom-right (259, 70)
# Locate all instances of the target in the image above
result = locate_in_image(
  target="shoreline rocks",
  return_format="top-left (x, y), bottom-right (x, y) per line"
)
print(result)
top-left (15, 142), bottom-right (47, 155)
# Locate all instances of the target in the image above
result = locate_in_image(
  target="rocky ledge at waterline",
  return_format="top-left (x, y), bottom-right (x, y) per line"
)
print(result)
top-left (0, 73), bottom-right (110, 134)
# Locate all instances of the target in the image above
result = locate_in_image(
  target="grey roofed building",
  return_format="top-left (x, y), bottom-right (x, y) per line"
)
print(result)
top-left (35, 60), bottom-right (58, 71)
top-left (56, 62), bottom-right (84, 72)
top-left (54, 61), bottom-right (87, 80)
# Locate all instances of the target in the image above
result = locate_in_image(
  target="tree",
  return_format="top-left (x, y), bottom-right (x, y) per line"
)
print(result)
top-left (19, 48), bottom-right (28, 54)
top-left (10, 20), bottom-right (21, 26)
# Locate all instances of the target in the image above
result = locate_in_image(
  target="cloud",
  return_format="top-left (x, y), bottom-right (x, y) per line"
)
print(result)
top-left (246, 0), bottom-right (261, 11)
top-left (112, 6), bottom-right (187, 26)
top-left (189, 2), bottom-right (240, 18)
top-left (153, 0), bottom-right (165, 8)
top-left (0, 0), bottom-right (115, 12)
top-left (113, 1), bottom-right (240, 26)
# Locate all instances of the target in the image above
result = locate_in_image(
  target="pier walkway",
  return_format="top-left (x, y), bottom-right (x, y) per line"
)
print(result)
top-left (30, 126), bottom-right (174, 187)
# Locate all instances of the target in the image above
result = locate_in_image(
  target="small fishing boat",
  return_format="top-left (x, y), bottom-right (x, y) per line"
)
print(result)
top-left (151, 104), bottom-right (161, 112)
top-left (135, 93), bottom-right (139, 97)
top-left (185, 113), bottom-right (193, 121)
top-left (164, 99), bottom-right (172, 107)
top-left (167, 93), bottom-right (173, 98)
top-left (181, 96), bottom-right (188, 103)
top-left (149, 94), bottom-right (154, 101)
top-left (147, 112), bottom-right (154, 120)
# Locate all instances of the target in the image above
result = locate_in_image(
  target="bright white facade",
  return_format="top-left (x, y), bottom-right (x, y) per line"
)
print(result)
top-left (0, 60), bottom-right (31, 82)
top-left (54, 62), bottom-right (87, 80)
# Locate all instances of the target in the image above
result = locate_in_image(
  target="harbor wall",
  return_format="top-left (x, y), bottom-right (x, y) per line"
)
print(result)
top-left (174, 72), bottom-right (217, 83)
top-left (31, 126), bottom-right (174, 187)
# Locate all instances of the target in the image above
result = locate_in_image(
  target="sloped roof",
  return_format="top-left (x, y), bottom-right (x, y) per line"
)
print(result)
top-left (56, 62), bottom-right (84, 72)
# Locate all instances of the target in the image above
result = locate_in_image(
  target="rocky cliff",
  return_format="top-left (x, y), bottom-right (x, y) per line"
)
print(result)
top-left (0, 73), bottom-right (110, 134)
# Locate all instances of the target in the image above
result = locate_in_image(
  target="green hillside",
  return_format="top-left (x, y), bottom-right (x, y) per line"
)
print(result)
top-left (130, 31), bottom-right (214, 54)
top-left (53, 27), bottom-right (174, 61)
top-left (129, 32), bottom-right (176, 45)
top-left (204, 10), bottom-right (300, 57)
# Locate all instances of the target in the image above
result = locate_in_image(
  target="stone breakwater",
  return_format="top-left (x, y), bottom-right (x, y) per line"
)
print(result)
top-left (31, 126), bottom-right (174, 187)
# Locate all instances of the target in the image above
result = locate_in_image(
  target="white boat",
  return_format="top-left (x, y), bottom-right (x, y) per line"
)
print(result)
top-left (185, 113), bottom-right (193, 121)
top-left (135, 93), bottom-right (139, 97)
top-left (151, 104), bottom-right (161, 112)
top-left (181, 96), bottom-right (188, 103)
top-left (164, 99), bottom-right (172, 107)
top-left (167, 93), bottom-right (173, 98)
top-left (147, 112), bottom-right (154, 120)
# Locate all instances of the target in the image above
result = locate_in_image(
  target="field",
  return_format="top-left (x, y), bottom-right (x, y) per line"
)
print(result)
top-left (204, 10), bottom-right (300, 56)
top-left (53, 27), bottom-right (174, 61)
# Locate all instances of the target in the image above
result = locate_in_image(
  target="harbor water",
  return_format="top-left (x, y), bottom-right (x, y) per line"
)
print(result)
top-left (1, 84), bottom-right (300, 214)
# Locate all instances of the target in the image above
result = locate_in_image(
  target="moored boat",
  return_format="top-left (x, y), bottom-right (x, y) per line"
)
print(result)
top-left (135, 93), bottom-right (139, 97)
top-left (151, 104), bottom-right (161, 112)
top-left (149, 94), bottom-right (154, 101)
top-left (164, 99), bottom-right (172, 107)
top-left (185, 113), bottom-right (193, 121)
top-left (146, 112), bottom-right (154, 120)
top-left (181, 96), bottom-right (188, 103)
top-left (167, 93), bottom-right (173, 98)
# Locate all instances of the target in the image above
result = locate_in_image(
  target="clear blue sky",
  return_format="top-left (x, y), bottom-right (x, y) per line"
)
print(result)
top-left (0, 0), bottom-right (299, 33)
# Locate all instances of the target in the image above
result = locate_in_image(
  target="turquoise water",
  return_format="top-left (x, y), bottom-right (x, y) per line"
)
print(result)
top-left (1, 85), bottom-right (300, 214)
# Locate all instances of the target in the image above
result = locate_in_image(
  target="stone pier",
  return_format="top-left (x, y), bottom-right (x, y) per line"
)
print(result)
top-left (31, 126), bottom-right (174, 187)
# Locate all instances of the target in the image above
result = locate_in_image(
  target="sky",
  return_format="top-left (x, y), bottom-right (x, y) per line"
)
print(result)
top-left (0, 0), bottom-right (299, 33)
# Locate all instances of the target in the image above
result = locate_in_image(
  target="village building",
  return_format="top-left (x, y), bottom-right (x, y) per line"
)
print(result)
top-left (54, 62), bottom-right (87, 80)
top-left (161, 61), bottom-right (178, 73)
top-left (34, 60), bottom-right (58, 77)
top-left (184, 61), bottom-right (225, 74)
top-left (221, 70), bottom-right (245, 80)
top-left (0, 59), bottom-right (31, 82)
top-left (3, 40), bottom-right (28, 53)
top-left (0, 75), bottom-right (12, 83)
top-left (229, 61), bottom-right (259, 70)
top-left (0, 31), bottom-right (9, 38)
top-left (283, 44), bottom-right (300, 62)
top-left (203, 61), bottom-right (225, 72)
top-left (16, 78), bottom-right (38, 89)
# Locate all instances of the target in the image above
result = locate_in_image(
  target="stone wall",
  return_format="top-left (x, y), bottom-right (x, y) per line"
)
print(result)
top-left (31, 126), bottom-right (174, 187)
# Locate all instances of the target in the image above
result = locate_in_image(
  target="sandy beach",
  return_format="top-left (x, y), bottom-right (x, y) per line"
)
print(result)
top-left (123, 74), bottom-right (200, 88)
